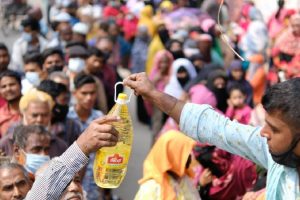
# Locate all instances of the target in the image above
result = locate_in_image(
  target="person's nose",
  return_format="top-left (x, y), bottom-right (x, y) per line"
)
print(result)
top-left (260, 125), bottom-right (271, 140)
top-left (68, 181), bottom-right (81, 193)
top-left (36, 115), bottom-right (43, 124)
top-left (12, 186), bottom-right (22, 199)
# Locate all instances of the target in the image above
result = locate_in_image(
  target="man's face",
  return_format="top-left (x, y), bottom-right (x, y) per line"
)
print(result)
top-left (0, 168), bottom-right (31, 200)
top-left (24, 133), bottom-right (50, 155)
top-left (60, 173), bottom-right (83, 200)
top-left (23, 101), bottom-right (51, 127)
top-left (58, 23), bottom-right (73, 42)
top-left (0, 76), bottom-right (21, 102)
top-left (260, 112), bottom-right (294, 155)
top-left (0, 49), bottom-right (10, 71)
top-left (86, 55), bottom-right (104, 74)
top-left (291, 20), bottom-right (300, 37)
top-left (43, 54), bottom-right (64, 71)
top-left (74, 83), bottom-right (97, 111)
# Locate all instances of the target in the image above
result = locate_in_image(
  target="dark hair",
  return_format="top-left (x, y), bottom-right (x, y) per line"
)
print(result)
top-left (228, 83), bottom-right (247, 96)
top-left (65, 41), bottom-right (87, 49)
top-left (13, 125), bottom-right (50, 149)
top-left (0, 163), bottom-right (29, 181)
top-left (0, 70), bottom-right (21, 85)
top-left (0, 43), bottom-right (8, 52)
top-left (37, 80), bottom-right (68, 100)
top-left (21, 17), bottom-right (40, 32)
top-left (74, 73), bottom-right (96, 89)
top-left (87, 46), bottom-right (104, 58)
top-left (42, 48), bottom-right (64, 64)
top-left (23, 52), bottom-right (43, 68)
top-left (262, 78), bottom-right (300, 131)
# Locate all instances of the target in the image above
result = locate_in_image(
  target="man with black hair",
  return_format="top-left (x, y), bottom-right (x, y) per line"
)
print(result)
top-left (42, 48), bottom-right (65, 76)
top-left (125, 73), bottom-right (300, 199)
top-left (0, 43), bottom-right (10, 72)
top-left (12, 125), bottom-right (51, 175)
top-left (0, 163), bottom-right (31, 200)
top-left (38, 80), bottom-right (81, 145)
top-left (0, 70), bottom-right (22, 136)
top-left (22, 52), bottom-right (46, 94)
top-left (85, 46), bottom-right (109, 113)
top-left (11, 17), bottom-right (48, 73)
top-left (67, 73), bottom-right (104, 200)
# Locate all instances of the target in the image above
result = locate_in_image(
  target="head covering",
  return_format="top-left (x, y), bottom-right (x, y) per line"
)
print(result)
top-left (138, 5), bottom-right (155, 38)
top-left (72, 22), bottom-right (89, 35)
top-left (139, 130), bottom-right (196, 200)
top-left (196, 33), bottom-right (213, 42)
top-left (249, 7), bottom-right (263, 21)
top-left (159, 0), bottom-right (173, 12)
top-left (229, 60), bottom-right (243, 70)
top-left (53, 12), bottom-right (71, 22)
top-left (164, 58), bottom-right (197, 99)
top-left (150, 50), bottom-right (174, 91)
top-left (189, 84), bottom-right (217, 107)
top-left (201, 18), bottom-right (216, 33)
top-left (19, 89), bottom-right (55, 113)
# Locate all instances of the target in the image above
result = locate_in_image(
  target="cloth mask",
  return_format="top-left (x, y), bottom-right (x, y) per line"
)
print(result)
top-left (68, 58), bottom-right (85, 73)
top-left (22, 32), bottom-right (32, 42)
top-left (25, 72), bottom-right (41, 86)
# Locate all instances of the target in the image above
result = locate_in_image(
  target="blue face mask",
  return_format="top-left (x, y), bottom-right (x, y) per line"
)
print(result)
top-left (25, 72), bottom-right (40, 86)
top-left (24, 153), bottom-right (50, 174)
top-left (22, 32), bottom-right (32, 42)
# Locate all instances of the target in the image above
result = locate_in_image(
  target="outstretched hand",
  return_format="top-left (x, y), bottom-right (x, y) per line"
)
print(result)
top-left (123, 72), bottom-right (156, 100)
top-left (77, 116), bottom-right (119, 155)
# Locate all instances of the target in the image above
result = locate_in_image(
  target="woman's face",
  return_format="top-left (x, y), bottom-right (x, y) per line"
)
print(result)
top-left (159, 57), bottom-right (170, 74)
top-left (231, 69), bottom-right (243, 81)
top-left (213, 77), bottom-right (226, 89)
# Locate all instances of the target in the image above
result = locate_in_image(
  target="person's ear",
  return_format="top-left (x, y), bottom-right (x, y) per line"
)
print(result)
top-left (13, 145), bottom-right (26, 165)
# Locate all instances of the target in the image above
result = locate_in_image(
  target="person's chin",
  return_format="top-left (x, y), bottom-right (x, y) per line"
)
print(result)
top-left (66, 196), bottom-right (82, 200)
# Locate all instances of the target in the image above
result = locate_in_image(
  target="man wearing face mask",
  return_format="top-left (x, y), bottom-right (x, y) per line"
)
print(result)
top-left (67, 45), bottom-right (88, 91)
top-left (0, 89), bottom-right (68, 157)
top-left (42, 48), bottom-right (65, 77)
top-left (38, 80), bottom-right (82, 146)
top-left (11, 17), bottom-right (48, 74)
top-left (12, 125), bottom-right (51, 175)
top-left (22, 52), bottom-right (46, 94)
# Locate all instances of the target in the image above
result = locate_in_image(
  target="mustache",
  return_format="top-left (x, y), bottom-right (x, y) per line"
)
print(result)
top-left (62, 192), bottom-right (84, 200)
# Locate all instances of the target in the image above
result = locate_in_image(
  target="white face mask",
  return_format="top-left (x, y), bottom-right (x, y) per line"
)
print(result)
top-left (25, 72), bottom-right (40, 86)
top-left (68, 58), bottom-right (85, 73)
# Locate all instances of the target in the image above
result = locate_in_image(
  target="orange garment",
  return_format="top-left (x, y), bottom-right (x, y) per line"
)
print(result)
top-left (139, 130), bottom-right (196, 200)
top-left (0, 103), bottom-right (21, 136)
top-left (247, 55), bottom-right (266, 105)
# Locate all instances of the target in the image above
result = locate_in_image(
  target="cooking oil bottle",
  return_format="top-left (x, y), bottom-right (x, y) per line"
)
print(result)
top-left (93, 90), bottom-right (133, 188)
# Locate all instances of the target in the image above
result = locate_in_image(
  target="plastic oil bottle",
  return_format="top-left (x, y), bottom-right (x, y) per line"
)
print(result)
top-left (93, 91), bottom-right (133, 188)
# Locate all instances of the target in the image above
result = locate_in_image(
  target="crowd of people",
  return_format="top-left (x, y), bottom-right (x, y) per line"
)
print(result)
top-left (0, 0), bottom-right (299, 199)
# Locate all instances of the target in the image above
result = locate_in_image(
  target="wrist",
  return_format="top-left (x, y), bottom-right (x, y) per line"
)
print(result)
top-left (76, 139), bottom-right (91, 156)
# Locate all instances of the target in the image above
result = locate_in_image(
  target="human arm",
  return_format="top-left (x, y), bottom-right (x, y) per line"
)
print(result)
top-left (124, 72), bottom-right (185, 123)
top-left (124, 73), bottom-right (270, 168)
top-left (25, 116), bottom-right (119, 199)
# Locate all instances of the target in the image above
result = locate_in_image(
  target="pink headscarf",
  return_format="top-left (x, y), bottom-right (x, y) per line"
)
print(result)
top-left (149, 50), bottom-right (174, 91)
top-left (189, 84), bottom-right (217, 107)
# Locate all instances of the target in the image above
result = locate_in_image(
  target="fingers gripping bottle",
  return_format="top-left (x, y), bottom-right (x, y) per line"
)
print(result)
top-left (93, 82), bottom-right (133, 188)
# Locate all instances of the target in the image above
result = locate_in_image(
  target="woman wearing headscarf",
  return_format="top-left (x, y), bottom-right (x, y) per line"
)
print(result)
top-left (272, 13), bottom-right (300, 74)
top-left (227, 60), bottom-right (253, 107)
top-left (206, 70), bottom-right (229, 113)
top-left (239, 7), bottom-right (268, 59)
top-left (145, 22), bottom-right (170, 74)
top-left (246, 54), bottom-right (267, 106)
top-left (147, 50), bottom-right (174, 140)
top-left (194, 145), bottom-right (257, 200)
top-left (138, 5), bottom-right (156, 38)
top-left (134, 130), bottom-right (200, 200)
top-left (164, 58), bottom-right (197, 99)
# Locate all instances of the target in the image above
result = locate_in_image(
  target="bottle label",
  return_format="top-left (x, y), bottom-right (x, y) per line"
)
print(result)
top-left (107, 154), bottom-right (124, 165)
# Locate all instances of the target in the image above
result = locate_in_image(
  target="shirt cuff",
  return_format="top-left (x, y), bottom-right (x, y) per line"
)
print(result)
top-left (58, 142), bottom-right (89, 173)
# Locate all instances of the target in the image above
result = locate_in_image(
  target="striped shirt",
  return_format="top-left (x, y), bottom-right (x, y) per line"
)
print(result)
top-left (25, 142), bottom-right (89, 199)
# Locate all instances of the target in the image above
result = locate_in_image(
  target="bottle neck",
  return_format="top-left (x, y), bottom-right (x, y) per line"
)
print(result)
top-left (116, 99), bottom-right (127, 105)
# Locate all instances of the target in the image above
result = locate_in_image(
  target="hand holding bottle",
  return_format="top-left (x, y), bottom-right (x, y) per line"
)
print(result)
top-left (77, 116), bottom-right (119, 156)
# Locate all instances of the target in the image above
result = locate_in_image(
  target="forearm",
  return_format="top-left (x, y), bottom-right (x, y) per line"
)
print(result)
top-left (25, 142), bottom-right (89, 200)
top-left (149, 90), bottom-right (186, 123)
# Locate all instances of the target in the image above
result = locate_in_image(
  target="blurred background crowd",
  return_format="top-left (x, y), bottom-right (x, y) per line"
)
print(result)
top-left (0, 0), bottom-right (299, 199)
